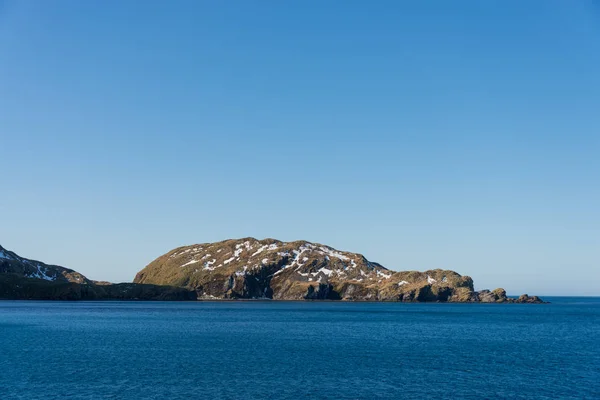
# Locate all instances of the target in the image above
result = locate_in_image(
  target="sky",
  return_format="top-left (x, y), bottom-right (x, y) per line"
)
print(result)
top-left (0, 0), bottom-right (598, 295)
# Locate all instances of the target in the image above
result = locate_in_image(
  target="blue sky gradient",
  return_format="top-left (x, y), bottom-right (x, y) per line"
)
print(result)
top-left (1, 1), bottom-right (599, 295)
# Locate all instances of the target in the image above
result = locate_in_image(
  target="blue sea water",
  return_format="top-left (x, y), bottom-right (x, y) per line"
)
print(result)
top-left (1, 298), bottom-right (599, 399)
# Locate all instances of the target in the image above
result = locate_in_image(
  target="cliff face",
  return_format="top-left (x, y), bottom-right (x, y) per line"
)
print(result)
top-left (134, 238), bottom-right (543, 303)
top-left (0, 244), bottom-right (195, 300)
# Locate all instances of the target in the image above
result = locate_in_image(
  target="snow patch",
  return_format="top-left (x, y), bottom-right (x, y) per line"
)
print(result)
top-left (27, 265), bottom-right (56, 281)
top-left (203, 259), bottom-right (217, 271)
top-left (318, 246), bottom-right (349, 261)
top-left (376, 270), bottom-right (392, 279)
top-left (235, 266), bottom-right (249, 277)
top-left (181, 259), bottom-right (199, 267)
top-left (234, 241), bottom-right (253, 257)
top-left (0, 250), bottom-right (14, 260)
top-left (223, 256), bottom-right (236, 265)
top-left (312, 268), bottom-right (333, 277)
top-left (171, 248), bottom-right (191, 258)
top-left (252, 246), bottom-right (267, 257)
top-left (284, 244), bottom-right (313, 271)
top-left (252, 243), bottom-right (279, 256)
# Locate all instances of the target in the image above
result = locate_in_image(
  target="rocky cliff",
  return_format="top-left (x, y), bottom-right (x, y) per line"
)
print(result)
top-left (134, 237), bottom-right (544, 303)
top-left (0, 244), bottom-right (196, 300)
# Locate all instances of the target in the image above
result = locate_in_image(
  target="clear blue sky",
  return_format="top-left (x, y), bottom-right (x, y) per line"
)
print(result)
top-left (1, 1), bottom-right (598, 295)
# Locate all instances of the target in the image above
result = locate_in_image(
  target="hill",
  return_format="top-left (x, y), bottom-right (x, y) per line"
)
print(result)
top-left (0, 244), bottom-right (195, 300)
top-left (134, 237), bottom-right (544, 303)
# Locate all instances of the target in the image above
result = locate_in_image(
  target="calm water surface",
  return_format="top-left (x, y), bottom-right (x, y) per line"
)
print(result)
top-left (1, 298), bottom-right (599, 399)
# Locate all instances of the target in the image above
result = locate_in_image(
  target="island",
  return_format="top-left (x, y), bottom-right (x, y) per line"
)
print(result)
top-left (1, 239), bottom-right (545, 303)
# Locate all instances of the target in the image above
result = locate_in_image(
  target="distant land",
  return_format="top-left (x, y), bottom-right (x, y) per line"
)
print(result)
top-left (1, 239), bottom-right (544, 303)
top-left (0, 244), bottom-right (194, 300)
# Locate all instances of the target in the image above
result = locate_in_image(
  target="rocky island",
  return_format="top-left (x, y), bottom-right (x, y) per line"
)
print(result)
top-left (1, 239), bottom-right (545, 303)
top-left (137, 237), bottom-right (545, 303)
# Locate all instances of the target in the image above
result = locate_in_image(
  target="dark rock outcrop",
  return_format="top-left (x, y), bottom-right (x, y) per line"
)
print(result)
top-left (514, 294), bottom-right (545, 304)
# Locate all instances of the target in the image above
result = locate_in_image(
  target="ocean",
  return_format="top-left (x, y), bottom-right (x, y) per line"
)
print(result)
top-left (1, 298), bottom-right (599, 399)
